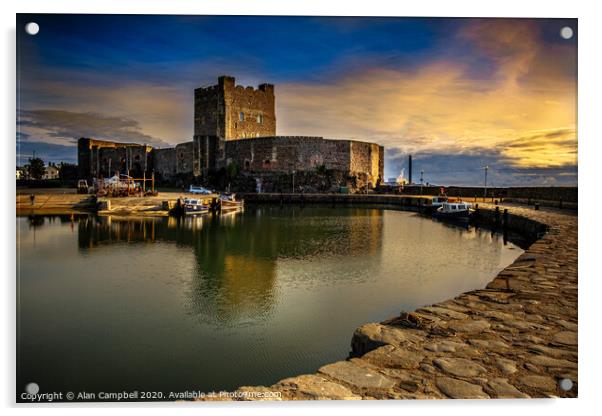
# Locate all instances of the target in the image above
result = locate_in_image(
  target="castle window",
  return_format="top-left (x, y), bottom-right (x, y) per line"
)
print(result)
top-left (239, 112), bottom-right (244, 122)
top-left (257, 114), bottom-right (263, 124)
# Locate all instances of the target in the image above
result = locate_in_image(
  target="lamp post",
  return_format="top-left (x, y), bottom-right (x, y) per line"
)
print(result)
top-left (483, 166), bottom-right (489, 200)
top-left (292, 170), bottom-right (296, 194)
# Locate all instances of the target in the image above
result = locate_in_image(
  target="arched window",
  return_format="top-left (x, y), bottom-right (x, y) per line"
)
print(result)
top-left (239, 112), bottom-right (244, 121)
top-left (256, 114), bottom-right (263, 124)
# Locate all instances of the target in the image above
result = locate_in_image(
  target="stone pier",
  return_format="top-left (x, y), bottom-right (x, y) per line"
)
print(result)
top-left (199, 202), bottom-right (577, 400)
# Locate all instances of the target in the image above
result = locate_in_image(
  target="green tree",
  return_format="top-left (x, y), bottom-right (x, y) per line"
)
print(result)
top-left (28, 157), bottom-right (45, 180)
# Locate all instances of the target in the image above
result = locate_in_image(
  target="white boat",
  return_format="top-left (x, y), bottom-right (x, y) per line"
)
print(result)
top-left (183, 197), bottom-right (210, 215)
top-left (435, 201), bottom-right (472, 219)
top-left (189, 185), bottom-right (213, 195)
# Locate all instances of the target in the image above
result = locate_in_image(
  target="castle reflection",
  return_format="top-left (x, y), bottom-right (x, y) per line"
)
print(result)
top-left (69, 206), bottom-right (384, 323)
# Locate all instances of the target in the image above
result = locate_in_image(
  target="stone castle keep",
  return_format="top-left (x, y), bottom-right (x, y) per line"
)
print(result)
top-left (78, 76), bottom-right (384, 191)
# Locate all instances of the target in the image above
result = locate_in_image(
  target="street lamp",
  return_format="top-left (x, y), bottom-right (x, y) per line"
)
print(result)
top-left (483, 166), bottom-right (489, 200)
top-left (292, 170), bottom-right (296, 194)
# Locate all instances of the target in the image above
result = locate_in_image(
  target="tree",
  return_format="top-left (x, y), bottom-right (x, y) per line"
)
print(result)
top-left (28, 157), bottom-right (45, 180)
top-left (58, 162), bottom-right (78, 180)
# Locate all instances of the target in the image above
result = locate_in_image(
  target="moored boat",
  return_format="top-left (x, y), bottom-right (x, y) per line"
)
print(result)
top-left (219, 193), bottom-right (244, 211)
top-left (183, 197), bottom-right (210, 215)
top-left (434, 201), bottom-right (472, 220)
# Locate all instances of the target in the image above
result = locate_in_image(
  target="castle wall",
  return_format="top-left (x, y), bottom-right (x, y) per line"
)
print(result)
top-left (153, 148), bottom-right (177, 180)
top-left (350, 141), bottom-right (385, 186)
top-left (225, 136), bottom-right (351, 173)
top-left (77, 138), bottom-right (152, 179)
top-left (175, 142), bottom-right (195, 174)
top-left (194, 76), bottom-right (276, 141)
top-left (221, 77), bottom-right (276, 140)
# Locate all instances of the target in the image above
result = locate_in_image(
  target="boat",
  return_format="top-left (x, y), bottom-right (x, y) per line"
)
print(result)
top-left (423, 195), bottom-right (449, 212)
top-left (183, 197), bottom-right (210, 215)
top-left (219, 193), bottom-right (244, 211)
top-left (189, 185), bottom-right (213, 195)
top-left (434, 201), bottom-right (472, 220)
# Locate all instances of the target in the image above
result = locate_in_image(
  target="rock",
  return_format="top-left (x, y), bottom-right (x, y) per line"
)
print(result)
top-left (527, 355), bottom-right (577, 369)
top-left (447, 319), bottom-right (491, 333)
top-left (556, 319), bottom-right (578, 331)
top-left (552, 331), bottom-right (577, 346)
top-left (361, 345), bottom-right (423, 369)
top-left (424, 340), bottom-right (467, 353)
top-left (433, 358), bottom-right (487, 378)
top-left (275, 374), bottom-right (360, 400)
top-left (351, 323), bottom-right (421, 355)
top-left (486, 378), bottom-right (529, 398)
top-left (318, 361), bottom-right (396, 390)
top-left (419, 306), bottom-right (470, 320)
top-left (518, 375), bottom-right (557, 391)
top-left (494, 358), bottom-right (518, 375)
top-left (420, 363), bottom-right (436, 374)
top-left (435, 377), bottom-right (490, 399)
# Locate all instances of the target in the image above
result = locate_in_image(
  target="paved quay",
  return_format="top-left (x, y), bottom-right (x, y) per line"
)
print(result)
top-left (200, 202), bottom-right (577, 401)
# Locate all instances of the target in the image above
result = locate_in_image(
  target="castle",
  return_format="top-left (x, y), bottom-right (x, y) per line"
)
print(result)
top-left (78, 76), bottom-right (384, 191)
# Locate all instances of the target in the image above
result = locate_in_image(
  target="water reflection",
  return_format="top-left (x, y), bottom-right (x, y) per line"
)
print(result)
top-left (18, 207), bottom-right (521, 396)
top-left (72, 207), bottom-right (384, 324)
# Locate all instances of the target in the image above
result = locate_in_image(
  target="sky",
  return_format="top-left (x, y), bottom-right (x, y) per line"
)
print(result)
top-left (16, 14), bottom-right (577, 186)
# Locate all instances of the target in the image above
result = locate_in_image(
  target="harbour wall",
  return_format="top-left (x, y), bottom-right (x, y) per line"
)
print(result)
top-left (199, 197), bottom-right (577, 400)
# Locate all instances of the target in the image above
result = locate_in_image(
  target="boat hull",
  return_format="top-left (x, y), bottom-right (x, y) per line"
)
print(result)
top-left (184, 205), bottom-right (209, 215)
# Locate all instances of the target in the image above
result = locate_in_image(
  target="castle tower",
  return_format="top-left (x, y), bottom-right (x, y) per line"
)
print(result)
top-left (193, 75), bottom-right (276, 175)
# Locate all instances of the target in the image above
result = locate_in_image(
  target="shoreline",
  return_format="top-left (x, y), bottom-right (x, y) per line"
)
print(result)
top-left (197, 201), bottom-right (578, 401)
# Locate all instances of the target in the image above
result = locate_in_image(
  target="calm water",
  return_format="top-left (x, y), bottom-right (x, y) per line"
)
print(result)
top-left (17, 206), bottom-right (522, 399)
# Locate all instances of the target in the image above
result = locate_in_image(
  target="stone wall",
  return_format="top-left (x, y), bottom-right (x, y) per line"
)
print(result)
top-left (350, 141), bottom-right (384, 187)
top-left (153, 148), bottom-right (177, 181)
top-left (175, 142), bottom-right (195, 175)
top-left (194, 76), bottom-right (276, 140)
top-left (77, 138), bottom-right (152, 179)
top-left (225, 136), bottom-right (347, 172)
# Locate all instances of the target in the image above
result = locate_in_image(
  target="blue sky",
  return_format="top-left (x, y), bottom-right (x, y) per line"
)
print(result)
top-left (17, 14), bottom-right (577, 185)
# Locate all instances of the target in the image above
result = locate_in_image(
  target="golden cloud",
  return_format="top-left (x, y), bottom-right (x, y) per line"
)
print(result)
top-left (277, 20), bottom-right (576, 169)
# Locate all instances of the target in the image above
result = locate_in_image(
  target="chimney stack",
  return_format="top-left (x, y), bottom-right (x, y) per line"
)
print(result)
top-left (408, 155), bottom-right (413, 184)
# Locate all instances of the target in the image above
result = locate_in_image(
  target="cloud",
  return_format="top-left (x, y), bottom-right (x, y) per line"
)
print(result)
top-left (16, 141), bottom-right (78, 165)
top-left (17, 109), bottom-right (172, 148)
top-left (385, 146), bottom-right (577, 187)
top-left (276, 20), bottom-right (576, 181)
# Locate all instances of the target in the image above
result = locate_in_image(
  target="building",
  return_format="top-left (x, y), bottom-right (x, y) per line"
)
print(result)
top-left (78, 76), bottom-right (384, 191)
top-left (42, 164), bottom-right (60, 180)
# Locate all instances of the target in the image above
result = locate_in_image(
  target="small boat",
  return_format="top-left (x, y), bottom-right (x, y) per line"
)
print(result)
top-left (183, 197), bottom-right (210, 215)
top-left (189, 185), bottom-right (213, 195)
top-left (219, 193), bottom-right (244, 211)
top-left (434, 201), bottom-right (472, 220)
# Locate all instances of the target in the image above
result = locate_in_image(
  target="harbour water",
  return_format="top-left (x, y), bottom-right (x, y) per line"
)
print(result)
top-left (17, 206), bottom-right (522, 398)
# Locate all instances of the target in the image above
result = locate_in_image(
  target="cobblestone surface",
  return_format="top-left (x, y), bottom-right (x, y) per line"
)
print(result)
top-left (199, 204), bottom-right (577, 401)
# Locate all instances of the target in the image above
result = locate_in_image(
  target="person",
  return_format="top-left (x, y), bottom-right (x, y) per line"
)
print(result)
top-left (29, 194), bottom-right (35, 205)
